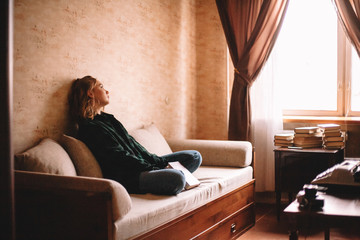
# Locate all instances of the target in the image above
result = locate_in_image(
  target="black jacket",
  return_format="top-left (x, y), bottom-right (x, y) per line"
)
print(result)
top-left (78, 112), bottom-right (168, 193)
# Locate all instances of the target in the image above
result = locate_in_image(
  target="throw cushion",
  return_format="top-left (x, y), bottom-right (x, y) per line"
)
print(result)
top-left (130, 123), bottom-right (173, 156)
top-left (59, 134), bottom-right (103, 178)
top-left (15, 138), bottom-right (77, 176)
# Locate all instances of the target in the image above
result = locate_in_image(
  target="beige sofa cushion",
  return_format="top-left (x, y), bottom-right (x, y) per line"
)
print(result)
top-left (15, 138), bottom-right (77, 176)
top-left (59, 134), bottom-right (103, 178)
top-left (115, 166), bottom-right (254, 239)
top-left (167, 139), bottom-right (253, 167)
top-left (130, 123), bottom-right (172, 156)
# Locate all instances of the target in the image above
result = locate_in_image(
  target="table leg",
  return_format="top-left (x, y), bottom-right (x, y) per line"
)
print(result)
top-left (288, 192), bottom-right (293, 204)
top-left (276, 191), bottom-right (281, 221)
top-left (289, 230), bottom-right (298, 240)
top-left (288, 214), bottom-right (298, 240)
top-left (324, 227), bottom-right (330, 240)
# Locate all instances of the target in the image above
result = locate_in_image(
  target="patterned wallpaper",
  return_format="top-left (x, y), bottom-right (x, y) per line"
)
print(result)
top-left (13, 0), bottom-right (228, 153)
top-left (195, 0), bottom-right (228, 140)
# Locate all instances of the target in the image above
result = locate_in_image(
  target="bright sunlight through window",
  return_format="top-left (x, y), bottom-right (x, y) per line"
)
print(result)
top-left (351, 46), bottom-right (360, 111)
top-left (276, 0), bottom-right (338, 112)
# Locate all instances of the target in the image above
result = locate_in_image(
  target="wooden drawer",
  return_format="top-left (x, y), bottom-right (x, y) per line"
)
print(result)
top-left (133, 180), bottom-right (255, 240)
top-left (195, 203), bottom-right (255, 240)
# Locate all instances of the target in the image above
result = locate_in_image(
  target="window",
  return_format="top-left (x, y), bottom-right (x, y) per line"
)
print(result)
top-left (350, 46), bottom-right (360, 112)
top-left (275, 0), bottom-right (360, 117)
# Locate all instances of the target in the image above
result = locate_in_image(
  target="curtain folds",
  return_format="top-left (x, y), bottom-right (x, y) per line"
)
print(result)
top-left (216, 0), bottom-right (289, 141)
top-left (333, 0), bottom-right (360, 57)
top-left (251, 53), bottom-right (283, 191)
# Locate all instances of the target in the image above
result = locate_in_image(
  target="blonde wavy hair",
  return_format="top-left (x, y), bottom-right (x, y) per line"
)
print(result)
top-left (68, 76), bottom-right (98, 121)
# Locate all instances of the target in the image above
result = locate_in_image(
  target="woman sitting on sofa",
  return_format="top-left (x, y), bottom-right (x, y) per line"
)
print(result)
top-left (68, 76), bottom-right (202, 195)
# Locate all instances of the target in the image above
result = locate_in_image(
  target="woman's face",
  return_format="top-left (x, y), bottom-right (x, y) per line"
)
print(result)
top-left (89, 81), bottom-right (109, 108)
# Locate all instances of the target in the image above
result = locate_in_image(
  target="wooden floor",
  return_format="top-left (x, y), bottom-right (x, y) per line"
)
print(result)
top-left (237, 203), bottom-right (360, 240)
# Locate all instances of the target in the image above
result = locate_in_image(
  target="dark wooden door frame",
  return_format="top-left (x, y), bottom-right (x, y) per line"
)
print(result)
top-left (0, 0), bottom-right (15, 239)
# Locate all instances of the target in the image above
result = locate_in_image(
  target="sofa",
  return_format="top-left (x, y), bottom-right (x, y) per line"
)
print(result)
top-left (14, 124), bottom-right (255, 240)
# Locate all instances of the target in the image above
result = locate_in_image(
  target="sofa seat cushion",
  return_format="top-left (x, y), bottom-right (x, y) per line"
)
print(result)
top-left (114, 165), bottom-right (253, 239)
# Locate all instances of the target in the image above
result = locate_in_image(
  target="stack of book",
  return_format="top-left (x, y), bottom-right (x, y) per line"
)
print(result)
top-left (293, 127), bottom-right (323, 148)
top-left (318, 124), bottom-right (345, 149)
top-left (274, 132), bottom-right (294, 147)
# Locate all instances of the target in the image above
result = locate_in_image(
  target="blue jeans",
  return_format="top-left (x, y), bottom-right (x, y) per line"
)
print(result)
top-left (139, 150), bottom-right (202, 195)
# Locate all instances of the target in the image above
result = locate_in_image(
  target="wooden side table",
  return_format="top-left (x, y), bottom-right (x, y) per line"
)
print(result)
top-left (274, 147), bottom-right (344, 220)
top-left (284, 192), bottom-right (360, 240)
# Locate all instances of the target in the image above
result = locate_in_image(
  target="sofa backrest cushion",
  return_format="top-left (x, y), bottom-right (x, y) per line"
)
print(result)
top-left (15, 138), bottom-right (77, 176)
top-left (130, 123), bottom-right (173, 156)
top-left (59, 134), bottom-right (103, 178)
top-left (167, 139), bottom-right (253, 168)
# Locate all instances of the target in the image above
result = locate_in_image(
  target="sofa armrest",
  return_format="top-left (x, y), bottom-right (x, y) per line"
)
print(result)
top-left (15, 170), bottom-right (132, 221)
top-left (15, 170), bottom-right (132, 240)
top-left (166, 139), bottom-right (252, 168)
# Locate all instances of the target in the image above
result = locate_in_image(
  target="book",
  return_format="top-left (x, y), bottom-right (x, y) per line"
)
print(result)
top-left (324, 141), bottom-right (345, 147)
top-left (274, 139), bottom-right (294, 144)
top-left (294, 143), bottom-right (323, 148)
top-left (294, 132), bottom-right (323, 137)
top-left (293, 134), bottom-right (323, 148)
top-left (318, 123), bottom-right (341, 132)
top-left (323, 131), bottom-right (342, 137)
top-left (167, 161), bottom-right (200, 190)
top-left (294, 127), bottom-right (319, 134)
top-left (274, 142), bottom-right (293, 147)
top-left (274, 132), bottom-right (295, 147)
top-left (323, 136), bottom-right (344, 142)
top-left (324, 146), bottom-right (344, 150)
top-left (274, 133), bottom-right (294, 141)
top-left (294, 136), bottom-right (323, 142)
top-left (294, 142), bottom-right (323, 147)
top-left (274, 140), bottom-right (294, 147)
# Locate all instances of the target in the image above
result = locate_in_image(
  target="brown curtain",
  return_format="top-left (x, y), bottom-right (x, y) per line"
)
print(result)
top-left (333, 0), bottom-right (360, 57)
top-left (216, 0), bottom-right (289, 141)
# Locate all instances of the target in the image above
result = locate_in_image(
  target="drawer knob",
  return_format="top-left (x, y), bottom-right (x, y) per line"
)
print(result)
top-left (231, 223), bottom-right (236, 233)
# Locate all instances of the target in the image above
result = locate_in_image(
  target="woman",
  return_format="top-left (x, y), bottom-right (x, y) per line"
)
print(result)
top-left (68, 76), bottom-right (202, 195)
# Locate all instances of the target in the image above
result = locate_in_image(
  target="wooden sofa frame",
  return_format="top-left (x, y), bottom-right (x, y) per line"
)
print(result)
top-left (15, 170), bottom-right (254, 240)
top-left (133, 179), bottom-right (255, 240)
top-left (15, 151), bottom-right (255, 240)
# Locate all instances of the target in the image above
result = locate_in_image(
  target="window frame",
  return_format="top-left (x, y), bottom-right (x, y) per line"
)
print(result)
top-left (282, 20), bottom-right (359, 117)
